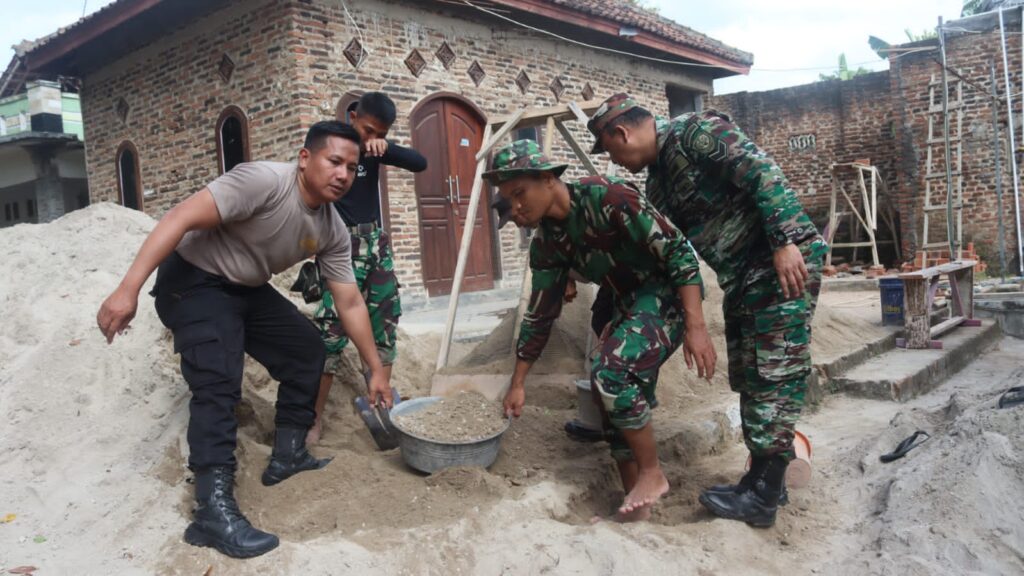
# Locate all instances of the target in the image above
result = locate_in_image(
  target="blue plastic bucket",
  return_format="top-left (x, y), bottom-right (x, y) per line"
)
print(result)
top-left (879, 277), bottom-right (904, 326)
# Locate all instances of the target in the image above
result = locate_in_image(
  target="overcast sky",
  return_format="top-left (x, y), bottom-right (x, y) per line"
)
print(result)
top-left (1, 0), bottom-right (974, 95)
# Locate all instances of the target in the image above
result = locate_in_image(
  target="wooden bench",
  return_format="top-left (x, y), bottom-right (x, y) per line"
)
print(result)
top-left (898, 260), bottom-right (981, 349)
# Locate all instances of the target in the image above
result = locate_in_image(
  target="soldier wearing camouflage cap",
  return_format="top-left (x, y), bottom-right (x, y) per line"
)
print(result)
top-left (485, 139), bottom-right (716, 522)
top-left (588, 93), bottom-right (827, 527)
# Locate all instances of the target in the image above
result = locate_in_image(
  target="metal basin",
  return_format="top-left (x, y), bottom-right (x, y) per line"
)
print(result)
top-left (389, 396), bottom-right (510, 474)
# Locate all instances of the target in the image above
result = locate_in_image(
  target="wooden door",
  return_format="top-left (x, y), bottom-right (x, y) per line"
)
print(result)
top-left (412, 97), bottom-right (494, 297)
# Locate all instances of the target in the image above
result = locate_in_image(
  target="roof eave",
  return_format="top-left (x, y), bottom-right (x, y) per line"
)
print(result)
top-left (23, 0), bottom-right (165, 74)
top-left (482, 0), bottom-right (750, 75)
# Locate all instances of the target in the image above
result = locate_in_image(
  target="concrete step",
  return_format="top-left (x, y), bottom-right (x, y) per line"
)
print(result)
top-left (828, 319), bottom-right (1002, 401)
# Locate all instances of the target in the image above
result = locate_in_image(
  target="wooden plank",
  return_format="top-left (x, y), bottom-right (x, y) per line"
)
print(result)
top-left (830, 241), bottom-right (878, 248)
top-left (510, 268), bottom-right (533, 356)
top-left (900, 260), bottom-right (977, 280)
top-left (554, 120), bottom-right (599, 176)
top-left (543, 116), bottom-right (555, 156)
top-left (930, 316), bottom-right (965, 339)
top-left (951, 267), bottom-right (974, 319)
top-left (475, 108), bottom-right (526, 162)
top-left (566, 101), bottom-right (592, 124)
top-left (438, 123), bottom-right (493, 370)
top-left (489, 100), bottom-right (602, 132)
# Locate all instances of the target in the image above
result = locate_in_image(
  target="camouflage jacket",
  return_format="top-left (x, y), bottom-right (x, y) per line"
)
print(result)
top-left (645, 111), bottom-right (819, 296)
top-left (517, 175), bottom-right (701, 362)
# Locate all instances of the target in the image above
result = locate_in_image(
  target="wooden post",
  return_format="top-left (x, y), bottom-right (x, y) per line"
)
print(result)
top-left (826, 172), bottom-right (839, 267)
top-left (951, 267), bottom-right (975, 319)
top-left (476, 109), bottom-right (526, 162)
top-left (436, 122), bottom-right (495, 370)
top-left (903, 277), bottom-right (930, 348)
top-left (554, 120), bottom-right (599, 176)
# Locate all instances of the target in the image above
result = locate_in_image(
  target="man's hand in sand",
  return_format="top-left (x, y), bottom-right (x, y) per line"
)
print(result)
top-left (97, 287), bottom-right (138, 343)
top-left (366, 369), bottom-right (393, 409)
top-left (503, 384), bottom-right (525, 418)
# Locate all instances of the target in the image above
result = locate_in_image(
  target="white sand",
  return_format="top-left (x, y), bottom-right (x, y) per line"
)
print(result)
top-left (1, 203), bottom-right (1021, 575)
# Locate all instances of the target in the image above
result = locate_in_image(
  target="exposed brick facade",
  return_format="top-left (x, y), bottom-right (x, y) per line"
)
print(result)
top-left (78, 0), bottom-right (724, 303)
top-left (709, 18), bottom-right (1024, 273)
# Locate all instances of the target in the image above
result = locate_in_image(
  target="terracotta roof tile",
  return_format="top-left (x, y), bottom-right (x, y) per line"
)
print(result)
top-left (502, 0), bottom-right (752, 66)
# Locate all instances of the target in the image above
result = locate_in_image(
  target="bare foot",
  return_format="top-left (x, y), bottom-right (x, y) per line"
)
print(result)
top-left (589, 506), bottom-right (652, 524)
top-left (306, 419), bottom-right (322, 446)
top-left (617, 468), bottom-right (668, 520)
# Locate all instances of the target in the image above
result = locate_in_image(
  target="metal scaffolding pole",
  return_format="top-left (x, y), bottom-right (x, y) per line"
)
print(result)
top-left (999, 7), bottom-right (1024, 274)
top-left (938, 16), bottom-right (957, 258)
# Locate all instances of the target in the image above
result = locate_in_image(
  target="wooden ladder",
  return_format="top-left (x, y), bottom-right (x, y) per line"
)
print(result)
top-left (921, 73), bottom-right (965, 257)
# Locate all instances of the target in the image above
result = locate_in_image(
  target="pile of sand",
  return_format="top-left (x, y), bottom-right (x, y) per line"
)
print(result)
top-left (0, 204), bottom-right (185, 573)
top-left (3, 202), bottom-right (1017, 576)
top-left (815, 339), bottom-right (1024, 575)
top-left (392, 392), bottom-right (506, 442)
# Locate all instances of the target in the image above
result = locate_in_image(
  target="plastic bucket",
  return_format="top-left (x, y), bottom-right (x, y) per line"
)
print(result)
top-left (787, 430), bottom-right (813, 488)
top-left (574, 379), bottom-right (603, 431)
top-left (879, 277), bottom-right (905, 326)
top-left (745, 429), bottom-right (813, 489)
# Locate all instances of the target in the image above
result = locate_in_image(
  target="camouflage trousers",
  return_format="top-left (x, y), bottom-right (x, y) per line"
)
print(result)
top-left (314, 228), bottom-right (401, 373)
top-left (591, 283), bottom-right (684, 462)
top-left (724, 237), bottom-right (827, 461)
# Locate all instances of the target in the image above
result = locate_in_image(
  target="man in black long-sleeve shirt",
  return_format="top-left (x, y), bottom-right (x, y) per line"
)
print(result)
top-left (309, 92), bottom-right (427, 444)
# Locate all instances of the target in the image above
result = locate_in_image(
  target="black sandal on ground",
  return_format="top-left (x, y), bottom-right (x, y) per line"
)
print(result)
top-left (879, 430), bottom-right (930, 463)
top-left (998, 386), bottom-right (1024, 409)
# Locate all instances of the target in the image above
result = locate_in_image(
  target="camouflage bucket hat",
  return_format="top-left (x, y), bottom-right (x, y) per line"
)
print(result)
top-left (587, 93), bottom-right (644, 154)
top-left (481, 139), bottom-right (568, 186)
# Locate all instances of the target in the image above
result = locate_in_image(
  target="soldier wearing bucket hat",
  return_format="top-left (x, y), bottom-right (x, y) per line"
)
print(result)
top-left (486, 139), bottom-right (716, 522)
top-left (588, 92), bottom-right (827, 528)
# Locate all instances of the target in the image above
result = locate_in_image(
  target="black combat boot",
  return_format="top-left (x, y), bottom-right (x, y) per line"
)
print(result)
top-left (184, 467), bottom-right (279, 558)
top-left (703, 455), bottom-right (789, 506)
top-left (261, 427), bottom-right (333, 486)
top-left (699, 455), bottom-right (789, 527)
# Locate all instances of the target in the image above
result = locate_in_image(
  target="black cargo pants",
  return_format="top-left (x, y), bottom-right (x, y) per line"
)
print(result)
top-left (153, 252), bottom-right (325, 470)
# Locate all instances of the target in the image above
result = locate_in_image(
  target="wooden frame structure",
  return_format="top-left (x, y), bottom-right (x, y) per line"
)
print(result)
top-left (897, 260), bottom-right (980, 349)
top-left (436, 100), bottom-right (602, 369)
top-left (825, 162), bottom-right (898, 268)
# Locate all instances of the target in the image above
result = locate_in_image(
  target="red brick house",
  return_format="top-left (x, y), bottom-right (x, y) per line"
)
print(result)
top-left (15, 0), bottom-right (750, 302)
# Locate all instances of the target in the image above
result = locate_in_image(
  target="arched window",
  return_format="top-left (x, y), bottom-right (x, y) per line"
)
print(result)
top-left (216, 106), bottom-right (250, 174)
top-left (116, 141), bottom-right (143, 211)
top-left (335, 91), bottom-right (364, 123)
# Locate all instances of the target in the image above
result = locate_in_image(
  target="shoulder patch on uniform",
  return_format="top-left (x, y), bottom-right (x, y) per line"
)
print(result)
top-left (682, 122), bottom-right (728, 162)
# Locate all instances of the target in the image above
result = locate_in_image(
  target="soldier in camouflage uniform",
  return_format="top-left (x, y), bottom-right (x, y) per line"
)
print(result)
top-left (308, 92), bottom-right (426, 445)
top-left (589, 93), bottom-right (828, 527)
top-left (484, 139), bottom-right (717, 522)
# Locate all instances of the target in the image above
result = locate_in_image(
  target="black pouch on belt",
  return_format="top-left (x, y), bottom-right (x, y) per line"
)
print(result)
top-left (289, 259), bottom-right (323, 303)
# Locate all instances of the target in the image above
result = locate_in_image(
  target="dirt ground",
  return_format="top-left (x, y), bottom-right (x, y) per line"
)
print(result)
top-left (1, 204), bottom-right (1021, 576)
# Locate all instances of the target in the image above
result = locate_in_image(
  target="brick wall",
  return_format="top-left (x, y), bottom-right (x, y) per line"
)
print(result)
top-left (708, 72), bottom-right (899, 259)
top-left (890, 23), bottom-right (1023, 272)
top-left (80, 0), bottom-right (720, 301)
top-left (707, 19), bottom-right (1024, 273)
top-left (82, 1), bottom-right (303, 213)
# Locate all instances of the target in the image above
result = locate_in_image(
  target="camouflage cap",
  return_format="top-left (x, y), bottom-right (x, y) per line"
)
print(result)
top-left (587, 93), bottom-right (645, 154)
top-left (481, 139), bottom-right (568, 186)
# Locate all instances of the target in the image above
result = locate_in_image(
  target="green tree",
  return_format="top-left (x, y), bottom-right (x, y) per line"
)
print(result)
top-left (870, 1), bottom-right (982, 60)
top-left (961, 0), bottom-right (988, 16)
top-left (819, 54), bottom-right (872, 81)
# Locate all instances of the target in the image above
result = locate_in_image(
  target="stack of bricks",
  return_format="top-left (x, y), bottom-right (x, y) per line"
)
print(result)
top-left (900, 242), bottom-right (988, 273)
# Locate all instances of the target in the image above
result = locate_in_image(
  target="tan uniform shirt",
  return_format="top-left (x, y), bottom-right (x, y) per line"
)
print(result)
top-left (177, 161), bottom-right (355, 286)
